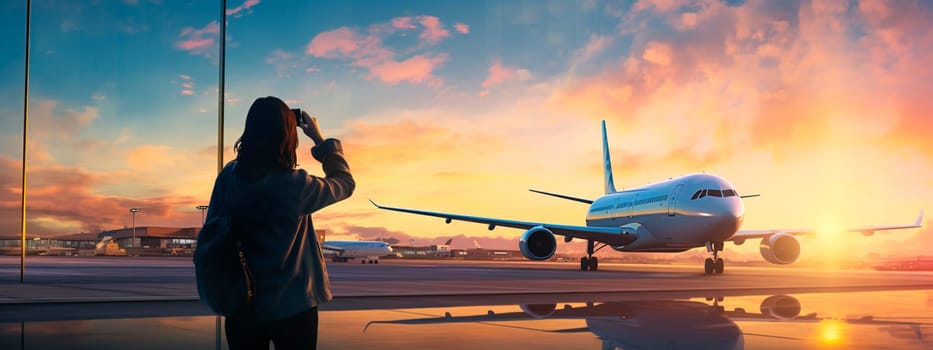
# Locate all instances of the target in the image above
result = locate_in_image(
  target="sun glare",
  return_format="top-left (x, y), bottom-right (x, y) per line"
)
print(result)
top-left (818, 319), bottom-right (847, 346)
top-left (810, 221), bottom-right (846, 268)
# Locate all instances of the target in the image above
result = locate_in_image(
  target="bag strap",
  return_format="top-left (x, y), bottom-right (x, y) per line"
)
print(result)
top-left (224, 162), bottom-right (255, 304)
top-left (222, 162), bottom-right (236, 217)
top-left (223, 162), bottom-right (241, 243)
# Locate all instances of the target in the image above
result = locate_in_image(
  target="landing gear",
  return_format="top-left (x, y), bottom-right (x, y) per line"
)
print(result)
top-left (580, 240), bottom-right (605, 271)
top-left (704, 241), bottom-right (725, 275)
top-left (704, 257), bottom-right (724, 274)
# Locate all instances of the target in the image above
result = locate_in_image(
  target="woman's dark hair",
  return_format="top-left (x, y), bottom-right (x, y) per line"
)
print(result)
top-left (234, 96), bottom-right (298, 178)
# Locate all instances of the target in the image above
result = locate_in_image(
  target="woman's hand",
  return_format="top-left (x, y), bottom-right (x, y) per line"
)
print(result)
top-left (298, 110), bottom-right (325, 145)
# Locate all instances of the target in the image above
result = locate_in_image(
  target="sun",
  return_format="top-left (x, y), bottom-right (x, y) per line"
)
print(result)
top-left (818, 319), bottom-right (847, 346)
top-left (812, 220), bottom-right (845, 268)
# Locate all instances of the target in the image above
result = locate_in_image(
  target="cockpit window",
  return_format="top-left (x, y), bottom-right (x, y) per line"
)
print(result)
top-left (691, 188), bottom-right (739, 199)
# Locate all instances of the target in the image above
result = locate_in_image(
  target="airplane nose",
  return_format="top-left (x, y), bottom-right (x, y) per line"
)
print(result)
top-left (727, 201), bottom-right (744, 231)
top-left (715, 200), bottom-right (744, 237)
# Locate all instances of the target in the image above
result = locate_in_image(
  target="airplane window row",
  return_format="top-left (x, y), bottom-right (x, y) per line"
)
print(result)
top-left (589, 194), bottom-right (671, 213)
top-left (616, 194), bottom-right (669, 208)
top-left (690, 189), bottom-right (737, 200)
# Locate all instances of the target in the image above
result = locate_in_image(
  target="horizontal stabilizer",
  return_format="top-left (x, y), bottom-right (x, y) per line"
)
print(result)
top-left (528, 189), bottom-right (593, 204)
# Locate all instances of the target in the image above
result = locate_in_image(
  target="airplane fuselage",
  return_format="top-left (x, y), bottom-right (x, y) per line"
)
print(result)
top-left (585, 173), bottom-right (744, 252)
top-left (325, 240), bottom-right (394, 259)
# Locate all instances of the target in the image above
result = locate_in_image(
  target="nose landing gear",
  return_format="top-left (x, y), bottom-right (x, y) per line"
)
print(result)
top-left (704, 241), bottom-right (724, 275)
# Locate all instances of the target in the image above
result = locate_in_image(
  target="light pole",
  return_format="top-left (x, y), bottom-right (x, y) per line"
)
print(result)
top-left (129, 208), bottom-right (141, 248)
top-left (196, 205), bottom-right (209, 224)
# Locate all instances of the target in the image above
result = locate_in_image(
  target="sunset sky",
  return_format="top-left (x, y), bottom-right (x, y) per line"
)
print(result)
top-left (0, 0), bottom-right (929, 266)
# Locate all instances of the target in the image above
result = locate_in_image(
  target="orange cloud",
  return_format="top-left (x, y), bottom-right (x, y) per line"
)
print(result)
top-left (454, 23), bottom-right (470, 34)
top-left (552, 0), bottom-right (933, 161)
top-left (366, 54), bottom-right (448, 85)
top-left (579, 34), bottom-right (612, 62)
top-left (175, 21), bottom-right (219, 57)
top-left (633, 0), bottom-right (689, 13)
top-left (27, 99), bottom-right (99, 143)
top-left (305, 16), bottom-right (457, 86)
top-left (226, 0), bottom-right (260, 17)
top-left (179, 74), bottom-right (194, 95)
top-left (126, 145), bottom-right (185, 171)
top-left (335, 118), bottom-right (503, 175)
top-left (0, 157), bottom-right (201, 235)
top-left (480, 60), bottom-right (531, 96)
top-left (641, 41), bottom-right (672, 66)
top-left (417, 16), bottom-right (449, 43)
top-left (391, 17), bottom-right (417, 30)
top-left (306, 28), bottom-right (360, 58)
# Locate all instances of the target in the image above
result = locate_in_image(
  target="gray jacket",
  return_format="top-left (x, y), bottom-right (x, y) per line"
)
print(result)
top-left (205, 138), bottom-right (354, 323)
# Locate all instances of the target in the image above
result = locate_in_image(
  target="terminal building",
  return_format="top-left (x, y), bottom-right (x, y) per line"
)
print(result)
top-left (0, 232), bottom-right (98, 256)
top-left (96, 227), bottom-right (199, 256)
top-left (0, 227), bottom-right (198, 256)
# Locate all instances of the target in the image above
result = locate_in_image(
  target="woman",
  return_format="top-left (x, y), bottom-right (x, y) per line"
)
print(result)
top-left (206, 96), bottom-right (354, 349)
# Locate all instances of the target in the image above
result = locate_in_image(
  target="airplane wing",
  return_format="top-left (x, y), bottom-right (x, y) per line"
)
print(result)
top-left (730, 210), bottom-right (923, 242)
top-left (370, 200), bottom-right (637, 247)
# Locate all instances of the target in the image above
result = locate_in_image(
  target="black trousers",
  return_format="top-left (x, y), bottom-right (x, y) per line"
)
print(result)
top-left (225, 307), bottom-right (319, 350)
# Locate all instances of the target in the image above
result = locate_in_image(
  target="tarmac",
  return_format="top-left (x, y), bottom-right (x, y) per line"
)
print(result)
top-left (2, 256), bottom-right (933, 307)
top-left (3, 256), bottom-right (932, 349)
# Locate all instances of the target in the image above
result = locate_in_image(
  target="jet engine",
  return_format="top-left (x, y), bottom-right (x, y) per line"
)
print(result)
top-left (759, 233), bottom-right (800, 265)
top-left (519, 226), bottom-right (557, 261)
top-left (759, 295), bottom-right (802, 320)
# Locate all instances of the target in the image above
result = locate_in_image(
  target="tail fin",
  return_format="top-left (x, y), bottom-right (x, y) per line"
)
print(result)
top-left (602, 120), bottom-right (617, 194)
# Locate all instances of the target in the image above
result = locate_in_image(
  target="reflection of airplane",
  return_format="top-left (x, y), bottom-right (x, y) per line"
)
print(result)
top-left (365, 295), bottom-right (927, 350)
top-left (369, 299), bottom-right (744, 350)
top-left (323, 240), bottom-right (394, 264)
top-left (372, 121), bottom-right (923, 273)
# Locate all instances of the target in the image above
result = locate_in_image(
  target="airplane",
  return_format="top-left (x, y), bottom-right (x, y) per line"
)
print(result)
top-left (371, 121), bottom-right (924, 273)
top-left (364, 294), bottom-right (929, 349)
top-left (323, 240), bottom-right (394, 264)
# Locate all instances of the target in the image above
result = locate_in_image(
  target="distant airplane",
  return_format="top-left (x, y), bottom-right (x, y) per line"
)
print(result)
top-left (323, 240), bottom-right (394, 264)
top-left (364, 294), bottom-right (928, 349)
top-left (372, 121), bottom-right (923, 273)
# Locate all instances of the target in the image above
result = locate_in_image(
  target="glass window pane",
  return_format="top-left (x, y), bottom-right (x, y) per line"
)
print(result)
top-left (23, 2), bottom-right (218, 284)
top-left (0, 2), bottom-right (26, 281)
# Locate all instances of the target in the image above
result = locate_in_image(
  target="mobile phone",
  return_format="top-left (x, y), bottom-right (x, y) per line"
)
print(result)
top-left (291, 108), bottom-right (302, 126)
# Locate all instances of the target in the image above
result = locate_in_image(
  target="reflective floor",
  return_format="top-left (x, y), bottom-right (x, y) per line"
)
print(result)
top-left (1, 289), bottom-right (931, 349)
